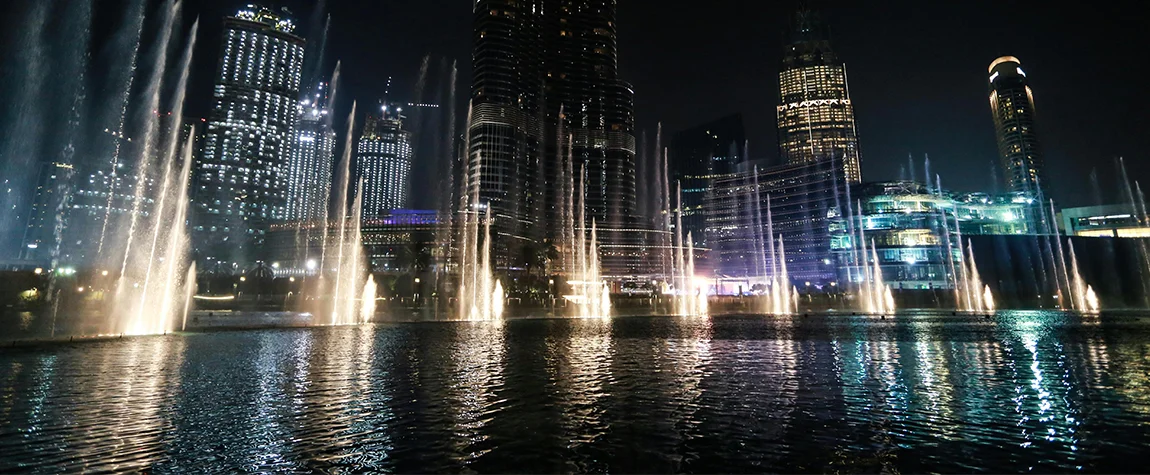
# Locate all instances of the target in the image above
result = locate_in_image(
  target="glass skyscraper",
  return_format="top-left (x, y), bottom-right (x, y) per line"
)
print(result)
top-left (467, 0), bottom-right (638, 273)
top-left (193, 5), bottom-right (305, 270)
top-left (988, 56), bottom-right (1045, 197)
top-left (286, 82), bottom-right (335, 221)
top-left (357, 103), bottom-right (412, 218)
top-left (777, 9), bottom-right (862, 184)
top-left (669, 114), bottom-right (745, 254)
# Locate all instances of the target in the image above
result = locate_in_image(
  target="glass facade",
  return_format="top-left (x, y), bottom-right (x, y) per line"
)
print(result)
top-left (777, 10), bottom-right (862, 184)
top-left (193, 5), bottom-right (305, 270)
top-left (468, 0), bottom-right (638, 274)
top-left (834, 181), bottom-right (1030, 290)
top-left (669, 114), bottom-right (745, 257)
top-left (705, 158), bottom-right (845, 286)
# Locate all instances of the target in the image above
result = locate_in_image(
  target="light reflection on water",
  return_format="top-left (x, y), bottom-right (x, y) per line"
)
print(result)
top-left (1, 311), bottom-right (1150, 473)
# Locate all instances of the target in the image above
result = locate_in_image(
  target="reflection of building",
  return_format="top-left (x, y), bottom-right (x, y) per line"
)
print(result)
top-left (1061, 205), bottom-right (1150, 237)
top-left (357, 103), bottom-right (412, 218)
top-left (670, 114), bottom-right (745, 254)
top-left (705, 158), bottom-right (845, 287)
top-left (777, 9), bottom-right (862, 184)
top-left (193, 5), bottom-right (305, 269)
top-left (834, 181), bottom-right (1030, 290)
top-left (467, 0), bottom-right (637, 272)
top-left (265, 209), bottom-right (438, 275)
top-left (988, 56), bottom-right (1045, 197)
top-left (286, 82), bottom-right (335, 221)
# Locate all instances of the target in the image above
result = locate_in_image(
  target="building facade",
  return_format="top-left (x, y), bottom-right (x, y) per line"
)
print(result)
top-left (1061, 204), bottom-right (1150, 237)
top-left (669, 114), bottom-right (745, 255)
top-left (286, 82), bottom-right (335, 221)
top-left (988, 56), bottom-right (1045, 197)
top-left (705, 158), bottom-right (846, 288)
top-left (466, 0), bottom-right (638, 274)
top-left (357, 103), bottom-right (412, 218)
top-left (834, 181), bottom-right (1030, 291)
top-left (777, 9), bottom-right (862, 184)
top-left (193, 5), bottom-right (305, 270)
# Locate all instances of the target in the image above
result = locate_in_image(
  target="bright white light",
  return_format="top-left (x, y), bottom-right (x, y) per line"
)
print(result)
top-left (990, 71), bottom-right (1000, 82)
top-left (306, 259), bottom-right (317, 270)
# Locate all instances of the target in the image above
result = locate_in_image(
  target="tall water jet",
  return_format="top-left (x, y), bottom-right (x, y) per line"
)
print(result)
top-left (852, 201), bottom-right (895, 314)
top-left (308, 101), bottom-right (372, 326)
top-left (110, 19), bottom-right (198, 336)
top-left (667, 183), bottom-right (706, 316)
top-left (953, 238), bottom-right (993, 313)
top-left (456, 152), bottom-right (503, 321)
top-left (561, 161), bottom-right (610, 318)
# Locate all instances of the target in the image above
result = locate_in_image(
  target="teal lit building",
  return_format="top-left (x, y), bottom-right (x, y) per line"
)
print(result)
top-left (835, 181), bottom-right (1030, 290)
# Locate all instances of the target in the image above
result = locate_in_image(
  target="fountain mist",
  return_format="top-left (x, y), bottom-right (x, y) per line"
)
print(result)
top-left (110, 18), bottom-right (198, 336)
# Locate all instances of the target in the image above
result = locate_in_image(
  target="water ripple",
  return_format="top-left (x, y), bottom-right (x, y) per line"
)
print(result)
top-left (1, 312), bottom-right (1150, 472)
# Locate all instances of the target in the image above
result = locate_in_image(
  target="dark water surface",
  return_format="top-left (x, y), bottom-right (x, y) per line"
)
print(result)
top-left (2, 311), bottom-right (1150, 473)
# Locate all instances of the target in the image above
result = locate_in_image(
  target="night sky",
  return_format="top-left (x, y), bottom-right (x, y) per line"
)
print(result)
top-left (92, 1), bottom-right (1150, 208)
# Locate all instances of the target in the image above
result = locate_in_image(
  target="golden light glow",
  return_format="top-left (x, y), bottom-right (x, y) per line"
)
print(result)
top-left (193, 295), bottom-right (236, 300)
top-left (988, 55), bottom-right (1021, 73)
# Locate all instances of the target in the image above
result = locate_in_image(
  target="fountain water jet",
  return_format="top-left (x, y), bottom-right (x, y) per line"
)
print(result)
top-left (455, 151), bottom-right (503, 321)
top-left (1068, 241), bottom-right (1100, 313)
top-left (561, 153), bottom-right (611, 318)
top-left (110, 18), bottom-right (198, 336)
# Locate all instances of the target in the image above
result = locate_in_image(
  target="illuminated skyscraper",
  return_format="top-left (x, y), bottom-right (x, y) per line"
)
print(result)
top-left (988, 56), bottom-right (1045, 196)
top-left (286, 82), bottom-right (335, 221)
top-left (193, 5), bottom-right (305, 269)
top-left (777, 9), bottom-right (862, 184)
top-left (357, 103), bottom-right (412, 218)
top-left (467, 0), bottom-right (637, 272)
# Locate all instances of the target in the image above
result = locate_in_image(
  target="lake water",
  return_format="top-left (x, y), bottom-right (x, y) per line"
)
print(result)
top-left (2, 311), bottom-right (1149, 472)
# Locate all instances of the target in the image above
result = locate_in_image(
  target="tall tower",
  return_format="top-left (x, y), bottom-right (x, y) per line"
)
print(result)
top-left (467, 0), bottom-right (637, 272)
top-left (193, 5), bottom-right (305, 270)
top-left (357, 102), bottom-right (412, 218)
top-left (286, 82), bottom-right (336, 221)
top-left (777, 9), bottom-right (862, 184)
top-left (988, 56), bottom-right (1045, 197)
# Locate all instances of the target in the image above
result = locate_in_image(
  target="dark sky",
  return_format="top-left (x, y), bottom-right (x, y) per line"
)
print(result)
top-left (179, 0), bottom-right (1146, 207)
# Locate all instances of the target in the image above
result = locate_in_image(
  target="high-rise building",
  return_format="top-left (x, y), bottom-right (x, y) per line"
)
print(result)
top-left (357, 102), bottom-right (412, 218)
top-left (988, 56), bottom-right (1045, 197)
top-left (193, 5), bottom-right (305, 270)
top-left (777, 9), bottom-right (862, 184)
top-left (669, 114), bottom-right (745, 254)
top-left (286, 82), bottom-right (336, 221)
top-left (467, 0), bottom-right (637, 273)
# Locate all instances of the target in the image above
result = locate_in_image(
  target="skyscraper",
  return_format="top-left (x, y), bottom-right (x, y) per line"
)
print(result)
top-left (358, 102), bottom-right (413, 218)
top-left (467, 0), bottom-right (637, 273)
top-left (988, 56), bottom-right (1045, 197)
top-left (777, 9), bottom-right (862, 184)
top-left (670, 114), bottom-right (745, 252)
top-left (193, 5), bottom-right (305, 270)
top-left (286, 82), bottom-right (336, 221)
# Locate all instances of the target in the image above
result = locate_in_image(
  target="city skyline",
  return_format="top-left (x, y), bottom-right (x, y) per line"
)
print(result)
top-left (161, 0), bottom-right (1149, 209)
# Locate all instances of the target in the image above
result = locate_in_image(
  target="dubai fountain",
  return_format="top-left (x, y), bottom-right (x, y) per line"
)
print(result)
top-left (321, 102), bottom-right (373, 326)
top-left (669, 183), bottom-right (707, 316)
top-left (455, 150), bottom-right (504, 322)
top-left (561, 157), bottom-right (611, 319)
top-left (848, 201), bottom-right (896, 315)
top-left (105, 5), bottom-right (199, 336)
top-left (748, 169), bottom-right (798, 315)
